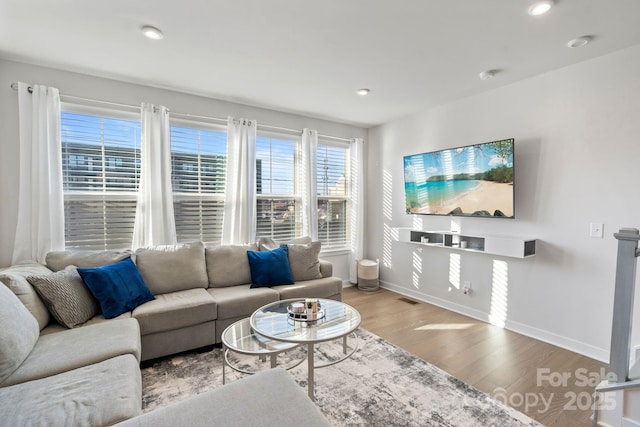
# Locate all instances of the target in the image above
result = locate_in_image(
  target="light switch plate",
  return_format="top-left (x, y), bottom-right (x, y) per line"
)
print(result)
top-left (590, 223), bottom-right (604, 238)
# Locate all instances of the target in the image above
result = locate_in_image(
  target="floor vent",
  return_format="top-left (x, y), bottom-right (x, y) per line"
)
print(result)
top-left (398, 297), bottom-right (419, 305)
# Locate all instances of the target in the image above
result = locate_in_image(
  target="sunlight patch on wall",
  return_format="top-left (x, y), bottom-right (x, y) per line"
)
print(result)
top-left (412, 215), bottom-right (423, 230)
top-left (489, 260), bottom-right (509, 328)
top-left (448, 253), bottom-right (461, 289)
top-left (382, 169), bottom-right (395, 268)
top-left (415, 323), bottom-right (474, 331)
top-left (383, 169), bottom-right (393, 221)
top-left (382, 223), bottom-right (398, 268)
top-left (412, 248), bottom-right (423, 289)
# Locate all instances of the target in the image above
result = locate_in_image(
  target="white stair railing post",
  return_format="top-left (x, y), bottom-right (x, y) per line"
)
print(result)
top-left (609, 228), bottom-right (640, 383)
top-left (593, 228), bottom-right (640, 425)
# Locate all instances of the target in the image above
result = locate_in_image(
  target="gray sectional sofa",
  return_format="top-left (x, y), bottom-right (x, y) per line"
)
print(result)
top-left (0, 238), bottom-right (339, 426)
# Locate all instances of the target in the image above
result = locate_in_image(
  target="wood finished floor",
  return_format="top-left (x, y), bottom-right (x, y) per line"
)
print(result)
top-left (342, 286), bottom-right (605, 427)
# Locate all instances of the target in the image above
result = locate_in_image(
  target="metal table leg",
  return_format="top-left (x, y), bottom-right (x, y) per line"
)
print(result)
top-left (222, 346), bottom-right (227, 385)
top-left (308, 342), bottom-right (315, 399)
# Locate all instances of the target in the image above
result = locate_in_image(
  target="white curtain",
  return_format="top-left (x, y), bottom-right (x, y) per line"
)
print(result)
top-left (222, 117), bottom-right (257, 244)
top-left (349, 138), bottom-right (364, 283)
top-left (132, 103), bottom-right (177, 248)
top-left (301, 128), bottom-right (318, 240)
top-left (12, 83), bottom-right (65, 264)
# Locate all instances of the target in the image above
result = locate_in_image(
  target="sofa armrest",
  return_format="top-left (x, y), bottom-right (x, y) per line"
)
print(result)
top-left (319, 260), bottom-right (333, 278)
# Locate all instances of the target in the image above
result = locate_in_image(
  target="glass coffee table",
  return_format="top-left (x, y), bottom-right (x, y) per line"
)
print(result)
top-left (250, 298), bottom-right (361, 399)
top-left (221, 318), bottom-right (305, 384)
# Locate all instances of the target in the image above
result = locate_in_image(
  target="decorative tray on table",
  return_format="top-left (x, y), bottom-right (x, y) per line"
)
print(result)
top-left (287, 299), bottom-right (325, 322)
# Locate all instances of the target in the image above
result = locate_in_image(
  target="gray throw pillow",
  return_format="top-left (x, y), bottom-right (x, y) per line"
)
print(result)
top-left (27, 265), bottom-right (99, 328)
top-left (286, 241), bottom-right (323, 282)
top-left (0, 261), bottom-right (52, 330)
top-left (45, 249), bottom-right (133, 272)
top-left (205, 243), bottom-right (259, 287)
top-left (258, 236), bottom-right (312, 251)
top-left (135, 241), bottom-right (208, 294)
top-left (0, 282), bottom-right (39, 384)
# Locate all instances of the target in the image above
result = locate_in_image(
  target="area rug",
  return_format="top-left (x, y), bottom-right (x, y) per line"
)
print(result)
top-left (142, 328), bottom-right (542, 426)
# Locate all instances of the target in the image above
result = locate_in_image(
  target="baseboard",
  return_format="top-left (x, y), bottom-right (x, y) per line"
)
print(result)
top-left (503, 317), bottom-right (609, 363)
top-left (381, 281), bottom-right (490, 324)
top-left (622, 418), bottom-right (640, 427)
top-left (379, 280), bottom-right (609, 363)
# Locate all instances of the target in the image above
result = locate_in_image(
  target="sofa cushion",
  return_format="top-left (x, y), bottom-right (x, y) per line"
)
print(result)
top-left (205, 243), bottom-right (258, 288)
top-left (45, 249), bottom-right (132, 272)
top-left (271, 276), bottom-right (343, 301)
top-left (39, 311), bottom-right (133, 336)
top-left (0, 261), bottom-right (52, 329)
top-left (207, 285), bottom-right (279, 320)
top-left (1, 317), bottom-right (141, 387)
top-left (0, 354), bottom-right (141, 427)
top-left (113, 368), bottom-right (331, 427)
top-left (27, 265), bottom-right (99, 328)
top-left (258, 236), bottom-right (312, 250)
top-left (135, 241), bottom-right (208, 294)
top-left (286, 241), bottom-right (323, 281)
top-left (0, 283), bottom-right (40, 385)
top-left (132, 288), bottom-right (217, 335)
top-left (78, 257), bottom-right (154, 319)
top-left (247, 246), bottom-right (294, 288)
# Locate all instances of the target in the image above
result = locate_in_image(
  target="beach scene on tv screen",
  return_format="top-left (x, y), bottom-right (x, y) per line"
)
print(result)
top-left (404, 139), bottom-right (514, 217)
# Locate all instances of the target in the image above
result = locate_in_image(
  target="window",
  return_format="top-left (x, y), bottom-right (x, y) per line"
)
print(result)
top-left (170, 122), bottom-right (227, 244)
top-left (61, 107), bottom-right (141, 250)
top-left (317, 141), bottom-right (350, 250)
top-left (61, 107), bottom-right (355, 252)
top-left (255, 134), bottom-right (301, 241)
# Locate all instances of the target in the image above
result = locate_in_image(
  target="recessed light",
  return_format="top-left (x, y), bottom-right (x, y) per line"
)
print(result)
top-left (356, 88), bottom-right (370, 96)
top-left (478, 70), bottom-right (498, 81)
top-left (141, 25), bottom-right (164, 40)
top-left (528, 0), bottom-right (554, 16)
top-left (567, 36), bottom-right (592, 48)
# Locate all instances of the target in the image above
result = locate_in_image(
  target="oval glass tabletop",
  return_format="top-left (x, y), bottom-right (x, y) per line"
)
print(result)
top-left (222, 318), bottom-right (300, 354)
top-left (250, 298), bottom-right (361, 344)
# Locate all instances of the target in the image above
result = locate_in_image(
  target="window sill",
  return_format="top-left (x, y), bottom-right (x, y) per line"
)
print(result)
top-left (319, 248), bottom-right (351, 257)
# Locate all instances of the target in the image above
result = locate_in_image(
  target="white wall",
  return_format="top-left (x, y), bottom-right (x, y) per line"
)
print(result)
top-left (0, 58), bottom-right (365, 284)
top-left (366, 44), bottom-right (640, 362)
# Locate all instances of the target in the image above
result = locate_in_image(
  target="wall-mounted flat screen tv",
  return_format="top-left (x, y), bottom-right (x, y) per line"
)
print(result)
top-left (404, 138), bottom-right (514, 218)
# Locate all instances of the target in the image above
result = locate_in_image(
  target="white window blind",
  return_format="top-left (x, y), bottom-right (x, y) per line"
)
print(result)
top-left (255, 134), bottom-right (301, 241)
top-left (61, 109), bottom-right (140, 250)
top-left (170, 123), bottom-right (227, 244)
top-left (317, 141), bottom-right (350, 250)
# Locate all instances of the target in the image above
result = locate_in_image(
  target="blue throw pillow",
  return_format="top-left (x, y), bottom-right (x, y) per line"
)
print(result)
top-left (247, 246), bottom-right (294, 288)
top-left (77, 257), bottom-right (154, 318)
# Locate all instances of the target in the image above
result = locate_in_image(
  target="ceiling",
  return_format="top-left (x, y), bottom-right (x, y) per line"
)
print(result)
top-left (1, 0), bottom-right (640, 128)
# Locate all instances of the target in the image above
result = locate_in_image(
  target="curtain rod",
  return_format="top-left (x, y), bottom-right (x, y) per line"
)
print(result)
top-left (10, 82), bottom-right (355, 143)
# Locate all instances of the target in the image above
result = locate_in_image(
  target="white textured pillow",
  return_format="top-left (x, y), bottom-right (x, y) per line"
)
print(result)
top-left (27, 265), bottom-right (99, 328)
top-left (0, 281), bottom-right (39, 384)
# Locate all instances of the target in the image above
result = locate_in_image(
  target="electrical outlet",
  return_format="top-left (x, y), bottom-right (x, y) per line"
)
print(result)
top-left (590, 223), bottom-right (604, 238)
top-left (463, 281), bottom-right (471, 295)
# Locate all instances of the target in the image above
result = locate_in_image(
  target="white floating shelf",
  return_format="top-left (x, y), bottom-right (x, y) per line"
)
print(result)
top-left (396, 228), bottom-right (536, 259)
